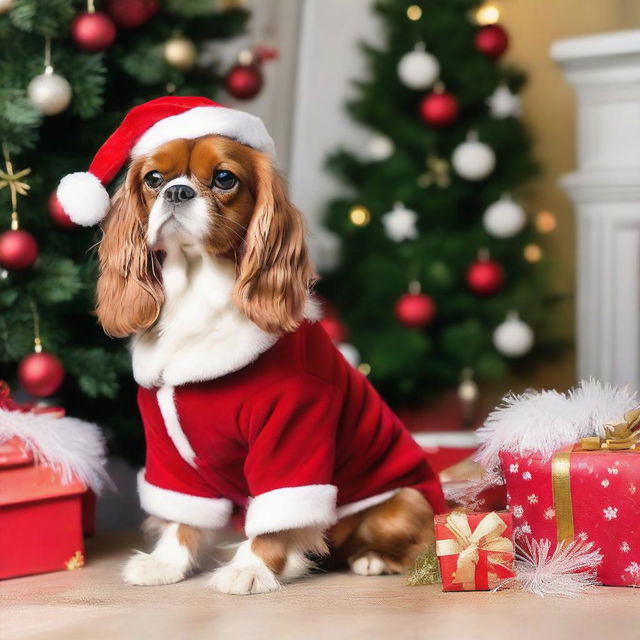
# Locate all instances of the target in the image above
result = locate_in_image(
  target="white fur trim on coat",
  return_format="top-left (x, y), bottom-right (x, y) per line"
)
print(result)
top-left (57, 171), bottom-right (111, 226)
top-left (245, 485), bottom-right (338, 538)
top-left (138, 471), bottom-right (233, 529)
top-left (156, 386), bottom-right (197, 468)
top-left (131, 106), bottom-right (276, 158)
top-left (336, 490), bottom-right (399, 519)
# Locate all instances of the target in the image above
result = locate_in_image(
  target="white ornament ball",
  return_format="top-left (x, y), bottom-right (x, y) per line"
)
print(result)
top-left (493, 313), bottom-right (534, 357)
top-left (382, 202), bottom-right (418, 242)
top-left (0, 0), bottom-right (15, 14)
top-left (164, 36), bottom-right (197, 71)
top-left (397, 48), bottom-right (440, 90)
top-left (367, 135), bottom-right (394, 161)
top-left (452, 139), bottom-right (496, 181)
top-left (27, 71), bottom-right (72, 116)
top-left (483, 196), bottom-right (526, 238)
top-left (487, 85), bottom-right (521, 119)
top-left (338, 342), bottom-right (361, 368)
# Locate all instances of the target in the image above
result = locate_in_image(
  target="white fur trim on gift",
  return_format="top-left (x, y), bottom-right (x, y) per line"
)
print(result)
top-left (138, 471), bottom-right (233, 529)
top-left (476, 379), bottom-right (638, 472)
top-left (0, 408), bottom-right (109, 492)
top-left (57, 171), bottom-right (111, 226)
top-left (245, 484), bottom-right (338, 538)
top-left (131, 106), bottom-right (276, 158)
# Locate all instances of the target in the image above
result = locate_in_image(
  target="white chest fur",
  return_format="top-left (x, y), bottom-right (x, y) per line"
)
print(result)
top-left (131, 239), bottom-right (277, 388)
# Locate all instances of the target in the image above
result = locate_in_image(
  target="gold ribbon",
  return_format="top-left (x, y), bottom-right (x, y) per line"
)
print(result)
top-left (553, 407), bottom-right (640, 543)
top-left (581, 408), bottom-right (640, 451)
top-left (436, 511), bottom-right (513, 589)
top-left (0, 143), bottom-right (31, 229)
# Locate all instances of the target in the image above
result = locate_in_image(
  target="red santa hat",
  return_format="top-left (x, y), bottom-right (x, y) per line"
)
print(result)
top-left (57, 96), bottom-right (275, 227)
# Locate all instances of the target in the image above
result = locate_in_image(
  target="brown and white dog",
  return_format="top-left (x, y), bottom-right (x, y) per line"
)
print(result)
top-left (57, 98), bottom-right (440, 595)
top-left (96, 135), bottom-right (435, 594)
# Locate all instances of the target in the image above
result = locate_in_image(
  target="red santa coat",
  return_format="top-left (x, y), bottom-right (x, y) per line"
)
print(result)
top-left (137, 321), bottom-right (445, 537)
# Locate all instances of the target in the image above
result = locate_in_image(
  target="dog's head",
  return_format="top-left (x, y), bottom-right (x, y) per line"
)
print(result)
top-left (96, 135), bottom-right (315, 338)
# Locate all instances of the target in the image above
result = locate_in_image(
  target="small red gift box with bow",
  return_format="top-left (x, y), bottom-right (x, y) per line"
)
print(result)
top-left (435, 511), bottom-right (515, 591)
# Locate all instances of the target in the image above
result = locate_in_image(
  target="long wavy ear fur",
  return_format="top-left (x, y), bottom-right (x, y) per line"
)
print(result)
top-left (234, 153), bottom-right (316, 334)
top-left (95, 167), bottom-right (164, 337)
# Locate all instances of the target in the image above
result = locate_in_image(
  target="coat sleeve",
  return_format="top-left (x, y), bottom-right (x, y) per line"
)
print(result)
top-left (242, 375), bottom-right (343, 537)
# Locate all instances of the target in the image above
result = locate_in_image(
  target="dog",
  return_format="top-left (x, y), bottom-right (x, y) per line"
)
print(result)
top-left (58, 98), bottom-right (444, 595)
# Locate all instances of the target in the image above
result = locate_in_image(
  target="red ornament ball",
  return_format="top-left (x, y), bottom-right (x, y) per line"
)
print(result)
top-left (420, 91), bottom-right (459, 128)
top-left (475, 24), bottom-right (509, 60)
top-left (106, 0), bottom-right (158, 28)
top-left (48, 192), bottom-right (77, 229)
top-left (466, 258), bottom-right (505, 296)
top-left (395, 292), bottom-right (436, 328)
top-left (320, 316), bottom-right (347, 343)
top-left (71, 11), bottom-right (117, 52)
top-left (18, 352), bottom-right (65, 398)
top-left (224, 64), bottom-right (263, 100)
top-left (0, 230), bottom-right (38, 270)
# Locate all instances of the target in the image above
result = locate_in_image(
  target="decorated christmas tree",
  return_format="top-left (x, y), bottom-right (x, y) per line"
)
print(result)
top-left (0, 0), bottom-right (256, 461)
top-left (319, 0), bottom-right (560, 415)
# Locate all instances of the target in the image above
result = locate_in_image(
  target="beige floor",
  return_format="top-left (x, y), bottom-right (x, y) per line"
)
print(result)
top-left (2, 532), bottom-right (639, 640)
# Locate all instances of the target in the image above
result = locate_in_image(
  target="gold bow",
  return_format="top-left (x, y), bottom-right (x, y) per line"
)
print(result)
top-left (581, 407), bottom-right (640, 451)
top-left (418, 154), bottom-right (451, 189)
top-left (436, 512), bottom-right (513, 588)
top-left (0, 144), bottom-right (31, 228)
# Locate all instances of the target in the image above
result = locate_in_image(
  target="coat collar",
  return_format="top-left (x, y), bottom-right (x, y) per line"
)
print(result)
top-left (131, 240), bottom-right (318, 388)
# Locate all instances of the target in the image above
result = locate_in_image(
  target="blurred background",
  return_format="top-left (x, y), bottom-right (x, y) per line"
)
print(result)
top-left (1, 0), bottom-right (639, 531)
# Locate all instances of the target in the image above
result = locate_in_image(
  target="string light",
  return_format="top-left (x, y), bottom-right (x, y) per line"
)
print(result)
top-left (524, 243), bottom-right (543, 263)
top-left (358, 363), bottom-right (371, 376)
top-left (349, 205), bottom-right (371, 227)
top-left (407, 5), bottom-right (422, 21)
top-left (475, 3), bottom-right (500, 25)
top-left (536, 210), bottom-right (557, 233)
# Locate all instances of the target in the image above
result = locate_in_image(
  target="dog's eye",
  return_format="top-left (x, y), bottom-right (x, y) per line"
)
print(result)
top-left (213, 170), bottom-right (237, 190)
top-left (144, 171), bottom-right (164, 189)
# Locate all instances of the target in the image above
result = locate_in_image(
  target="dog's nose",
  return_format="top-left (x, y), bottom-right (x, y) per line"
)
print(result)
top-left (164, 184), bottom-right (196, 203)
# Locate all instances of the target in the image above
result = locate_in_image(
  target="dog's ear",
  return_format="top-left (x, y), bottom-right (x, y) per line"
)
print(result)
top-left (95, 164), bottom-right (164, 337)
top-left (234, 153), bottom-right (316, 334)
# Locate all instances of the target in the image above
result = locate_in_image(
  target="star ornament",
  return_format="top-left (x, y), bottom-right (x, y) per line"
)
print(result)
top-left (382, 202), bottom-right (419, 242)
top-left (487, 84), bottom-right (521, 119)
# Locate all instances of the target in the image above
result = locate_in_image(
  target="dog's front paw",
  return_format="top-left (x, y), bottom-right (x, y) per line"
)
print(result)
top-left (122, 551), bottom-right (188, 586)
top-left (207, 564), bottom-right (281, 595)
top-left (349, 551), bottom-right (394, 576)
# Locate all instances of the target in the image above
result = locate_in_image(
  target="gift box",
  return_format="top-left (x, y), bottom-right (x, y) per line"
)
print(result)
top-left (0, 382), bottom-right (107, 580)
top-left (435, 511), bottom-right (515, 591)
top-left (501, 444), bottom-right (640, 587)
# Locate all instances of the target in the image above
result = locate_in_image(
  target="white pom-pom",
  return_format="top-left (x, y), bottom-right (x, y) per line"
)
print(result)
top-left (57, 172), bottom-right (110, 226)
top-left (498, 539), bottom-right (602, 598)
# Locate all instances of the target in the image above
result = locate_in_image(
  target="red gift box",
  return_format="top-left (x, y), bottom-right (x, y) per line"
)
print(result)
top-left (0, 435), bottom-right (94, 580)
top-left (501, 445), bottom-right (640, 587)
top-left (435, 511), bottom-right (515, 591)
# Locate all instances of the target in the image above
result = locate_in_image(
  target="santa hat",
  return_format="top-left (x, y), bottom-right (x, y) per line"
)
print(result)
top-left (57, 96), bottom-right (275, 227)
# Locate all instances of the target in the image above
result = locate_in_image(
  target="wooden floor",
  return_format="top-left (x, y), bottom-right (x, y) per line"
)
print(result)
top-left (3, 532), bottom-right (639, 640)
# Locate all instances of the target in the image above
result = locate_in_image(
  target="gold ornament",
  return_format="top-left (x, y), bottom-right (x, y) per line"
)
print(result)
top-left (523, 243), bottom-right (542, 263)
top-left (581, 408), bottom-right (640, 451)
top-left (349, 205), bottom-right (371, 227)
top-left (417, 154), bottom-right (450, 189)
top-left (475, 3), bottom-right (500, 25)
top-left (0, 144), bottom-right (30, 230)
top-left (164, 36), bottom-right (197, 71)
top-left (0, 0), bottom-right (15, 14)
top-left (407, 5), bottom-right (422, 21)
top-left (536, 210), bottom-right (557, 233)
top-left (357, 363), bottom-right (371, 376)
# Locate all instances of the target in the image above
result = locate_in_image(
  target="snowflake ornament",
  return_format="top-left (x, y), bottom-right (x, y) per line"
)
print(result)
top-left (521, 522), bottom-right (532, 534)
top-left (486, 84), bottom-right (521, 119)
top-left (382, 202), bottom-right (419, 242)
top-left (527, 494), bottom-right (538, 504)
top-left (621, 542), bottom-right (631, 553)
top-left (544, 507), bottom-right (555, 520)
top-left (602, 479), bottom-right (610, 488)
top-left (509, 463), bottom-right (519, 473)
top-left (578, 532), bottom-right (589, 541)
top-left (624, 562), bottom-right (640, 581)
top-left (522, 471), bottom-right (532, 480)
top-left (608, 467), bottom-right (619, 475)
top-left (512, 505), bottom-right (524, 518)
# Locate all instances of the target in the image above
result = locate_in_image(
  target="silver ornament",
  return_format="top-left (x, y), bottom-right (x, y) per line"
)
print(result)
top-left (367, 135), bottom-right (394, 161)
top-left (0, 0), bottom-right (15, 14)
top-left (382, 202), bottom-right (419, 242)
top-left (27, 71), bottom-right (72, 116)
top-left (452, 132), bottom-right (495, 181)
top-left (483, 194), bottom-right (526, 238)
top-left (493, 311), bottom-right (534, 357)
top-left (397, 43), bottom-right (440, 90)
top-left (487, 84), bottom-right (521, 119)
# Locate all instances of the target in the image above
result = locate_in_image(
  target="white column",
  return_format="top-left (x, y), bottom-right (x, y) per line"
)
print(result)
top-left (552, 31), bottom-right (640, 388)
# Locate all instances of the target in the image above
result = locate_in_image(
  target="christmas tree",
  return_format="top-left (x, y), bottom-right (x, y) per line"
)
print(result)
top-left (0, 0), bottom-right (250, 461)
top-left (319, 0), bottom-right (560, 412)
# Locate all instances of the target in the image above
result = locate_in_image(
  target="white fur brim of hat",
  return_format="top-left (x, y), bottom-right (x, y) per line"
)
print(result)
top-left (57, 106), bottom-right (275, 227)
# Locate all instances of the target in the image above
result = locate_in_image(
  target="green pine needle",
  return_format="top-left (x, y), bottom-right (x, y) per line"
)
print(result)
top-left (407, 546), bottom-right (440, 586)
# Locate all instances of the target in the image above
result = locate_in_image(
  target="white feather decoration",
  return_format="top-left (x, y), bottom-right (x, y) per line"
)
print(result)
top-left (476, 379), bottom-right (638, 473)
top-left (442, 469), bottom-right (504, 510)
top-left (0, 408), bottom-right (110, 493)
top-left (497, 538), bottom-right (603, 597)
